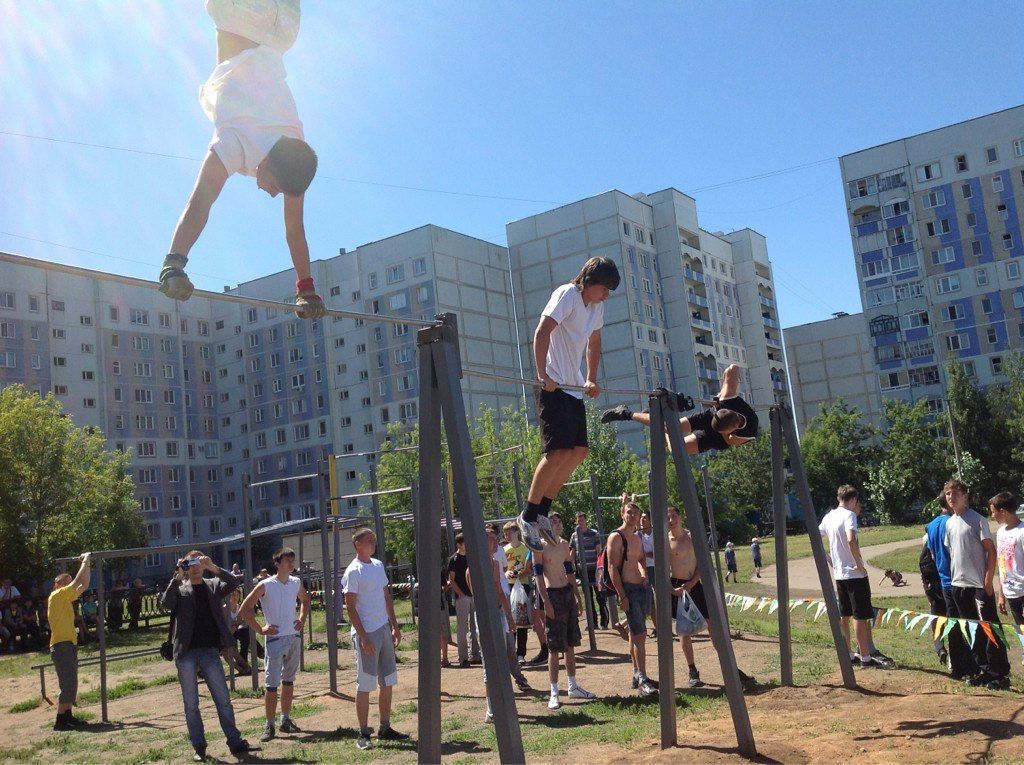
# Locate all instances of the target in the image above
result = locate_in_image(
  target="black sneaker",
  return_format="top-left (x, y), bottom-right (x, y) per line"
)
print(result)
top-left (192, 749), bottom-right (206, 763)
top-left (377, 725), bottom-right (410, 741)
top-left (228, 740), bottom-right (256, 755)
top-left (527, 648), bottom-right (548, 666)
top-left (986, 674), bottom-right (1011, 691)
top-left (260, 722), bottom-right (276, 742)
top-left (868, 651), bottom-right (894, 669)
top-left (688, 668), bottom-right (704, 688)
top-left (969, 671), bottom-right (997, 687)
top-left (280, 717), bottom-right (301, 733)
top-left (53, 715), bottom-right (74, 732)
top-left (67, 714), bottom-right (87, 727)
top-left (356, 731), bottom-right (373, 750)
top-left (600, 404), bottom-right (634, 424)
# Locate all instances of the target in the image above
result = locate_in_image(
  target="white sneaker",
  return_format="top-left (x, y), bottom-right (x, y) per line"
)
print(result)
top-left (484, 710), bottom-right (494, 723)
top-left (535, 514), bottom-right (557, 545)
top-left (548, 693), bottom-right (561, 710)
top-left (517, 512), bottom-right (543, 552)
top-left (568, 685), bottom-right (596, 700)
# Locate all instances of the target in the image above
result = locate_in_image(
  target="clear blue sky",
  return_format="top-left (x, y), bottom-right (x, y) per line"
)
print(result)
top-left (1, 1), bottom-right (1020, 327)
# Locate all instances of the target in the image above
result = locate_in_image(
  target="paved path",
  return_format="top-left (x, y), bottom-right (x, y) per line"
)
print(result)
top-left (759, 537), bottom-right (925, 597)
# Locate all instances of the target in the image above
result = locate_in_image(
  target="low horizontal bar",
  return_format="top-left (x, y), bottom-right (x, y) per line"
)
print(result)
top-left (333, 444), bottom-right (421, 460)
top-left (563, 478), bottom-right (591, 487)
top-left (247, 472), bottom-right (320, 489)
top-left (328, 486), bottom-right (412, 501)
top-left (461, 367), bottom-right (662, 397)
top-left (0, 251), bottom-right (435, 329)
top-left (598, 493), bottom-right (650, 500)
top-left (473, 444), bottom-right (524, 460)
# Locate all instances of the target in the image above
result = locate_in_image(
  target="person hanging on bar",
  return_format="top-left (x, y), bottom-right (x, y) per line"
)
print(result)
top-left (517, 257), bottom-right (620, 552)
top-left (238, 546), bottom-right (310, 742)
top-left (600, 364), bottom-right (759, 454)
top-left (160, 0), bottom-right (325, 319)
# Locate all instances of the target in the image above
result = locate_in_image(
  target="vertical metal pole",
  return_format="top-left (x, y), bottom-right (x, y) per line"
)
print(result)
top-left (410, 480), bottom-right (419, 627)
top-left (370, 467), bottom-right (386, 569)
top-left (512, 462), bottom-right (523, 516)
top-left (779, 404), bottom-right (857, 690)
top-left (242, 478), bottom-right (258, 691)
top-left (700, 463), bottom-right (727, 596)
top-left (663, 398), bottom-right (757, 758)
top-left (416, 325), bottom-right (443, 765)
top-left (946, 397), bottom-right (964, 477)
top-left (441, 473), bottom-right (457, 556)
top-left (332, 522), bottom-right (342, 624)
top-left (431, 317), bottom-right (524, 764)
top-left (298, 528), bottom-right (305, 670)
top-left (96, 557), bottom-right (109, 723)
top-left (317, 458), bottom-right (339, 695)
top-left (770, 408), bottom-right (793, 686)
top-left (575, 533), bottom-right (597, 652)
top-left (589, 472), bottom-right (604, 535)
top-left (647, 396), bottom-right (676, 749)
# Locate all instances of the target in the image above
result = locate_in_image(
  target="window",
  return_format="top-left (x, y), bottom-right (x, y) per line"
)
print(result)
top-left (129, 309), bottom-right (149, 325)
top-left (291, 373), bottom-right (305, 389)
top-left (82, 370), bottom-right (95, 381)
top-left (891, 252), bottom-right (918, 272)
top-left (1008, 261), bottom-right (1021, 280)
top-left (967, 212), bottom-right (977, 227)
top-left (940, 304), bottom-right (964, 322)
top-left (909, 366), bottom-right (940, 386)
top-left (901, 311), bottom-right (929, 330)
top-left (998, 204), bottom-right (1009, 221)
top-left (934, 275), bottom-right (960, 294)
top-left (51, 300), bottom-right (65, 312)
top-left (976, 268), bottom-right (989, 287)
top-left (1015, 139), bottom-right (1024, 158)
top-left (389, 292), bottom-right (408, 310)
top-left (368, 272), bottom-right (378, 290)
top-left (275, 428), bottom-right (287, 445)
top-left (138, 442), bottom-right (156, 458)
top-left (961, 183), bottom-right (973, 199)
top-left (53, 355), bottom-right (67, 366)
top-left (386, 265), bottom-right (405, 284)
top-left (945, 333), bottom-right (969, 351)
top-left (895, 282), bottom-right (925, 300)
top-left (905, 338), bottom-right (934, 359)
top-left (52, 328), bottom-right (66, 339)
top-left (869, 315), bottom-right (899, 335)
top-left (848, 176), bottom-right (877, 199)
top-left (874, 344), bottom-right (902, 363)
top-left (886, 226), bottom-right (914, 245)
top-left (413, 257), bottom-right (427, 276)
top-left (992, 356), bottom-right (1004, 375)
top-left (915, 162), bottom-right (941, 182)
top-left (985, 146), bottom-right (998, 163)
top-left (133, 361), bottom-right (152, 377)
top-left (393, 323), bottom-right (409, 337)
top-left (1004, 234), bottom-right (1015, 251)
top-left (971, 240), bottom-right (983, 258)
top-left (993, 175), bottom-right (1004, 193)
top-left (865, 286), bottom-right (895, 307)
top-left (28, 295), bottom-right (39, 312)
top-left (955, 154), bottom-right (968, 172)
top-left (921, 190), bottom-right (945, 208)
top-left (31, 354), bottom-right (41, 369)
top-left (882, 199), bottom-right (910, 218)
top-left (987, 327), bottom-right (998, 344)
top-left (0, 352), bottom-right (16, 368)
top-left (134, 388), bottom-right (153, 403)
top-left (930, 247), bottom-right (955, 265)
top-left (400, 402), bottom-right (417, 420)
top-left (197, 320), bottom-right (209, 336)
top-left (925, 219), bottom-right (950, 237)
top-left (81, 342), bottom-right (94, 354)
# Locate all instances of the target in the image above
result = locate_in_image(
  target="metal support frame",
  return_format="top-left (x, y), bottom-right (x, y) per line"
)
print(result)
top-left (242, 478), bottom-right (259, 691)
top-left (769, 408), bottom-right (793, 686)
top-left (417, 315), bottom-right (524, 764)
top-left (96, 558), bottom-right (109, 722)
top-left (318, 454), bottom-right (340, 695)
top-left (588, 472), bottom-right (604, 535)
top-left (370, 466), bottom-right (387, 568)
top-left (777, 404), bottom-right (857, 689)
top-left (441, 473), bottom-right (457, 556)
top-left (574, 533), bottom-right (598, 652)
top-left (660, 393), bottom-right (757, 757)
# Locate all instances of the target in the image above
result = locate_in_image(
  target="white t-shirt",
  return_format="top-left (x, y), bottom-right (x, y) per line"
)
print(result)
top-left (996, 523), bottom-right (1024, 599)
top-left (641, 532), bottom-right (655, 567)
top-left (200, 45), bottom-right (304, 178)
top-left (341, 557), bottom-right (390, 635)
top-left (258, 575), bottom-right (300, 638)
top-left (493, 545), bottom-right (508, 574)
top-left (944, 509), bottom-right (991, 589)
top-left (818, 507), bottom-right (865, 581)
top-left (540, 284), bottom-right (605, 400)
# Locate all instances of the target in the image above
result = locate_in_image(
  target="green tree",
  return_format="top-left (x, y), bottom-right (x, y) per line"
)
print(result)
top-left (0, 385), bottom-right (146, 585)
top-left (866, 398), bottom-right (949, 524)
top-left (799, 399), bottom-right (879, 511)
top-left (699, 433), bottom-right (772, 543)
top-left (946, 361), bottom-right (1012, 498)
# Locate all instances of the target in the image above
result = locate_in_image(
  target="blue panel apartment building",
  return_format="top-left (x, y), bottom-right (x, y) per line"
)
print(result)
top-left (840, 106), bottom-right (1024, 414)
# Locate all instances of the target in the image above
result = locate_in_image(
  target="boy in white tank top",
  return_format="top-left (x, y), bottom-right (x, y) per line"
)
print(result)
top-left (239, 546), bottom-right (310, 741)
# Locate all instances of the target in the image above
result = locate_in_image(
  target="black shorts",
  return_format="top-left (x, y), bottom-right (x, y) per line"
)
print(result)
top-left (1007, 595), bottom-right (1024, 628)
top-left (538, 388), bottom-right (588, 453)
top-left (544, 585), bottom-right (581, 651)
top-left (671, 578), bottom-right (709, 621)
top-left (686, 410), bottom-right (728, 453)
top-left (836, 577), bottom-right (874, 620)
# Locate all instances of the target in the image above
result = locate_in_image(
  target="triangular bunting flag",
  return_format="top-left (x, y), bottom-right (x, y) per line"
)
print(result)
top-left (967, 620), bottom-right (978, 646)
top-left (920, 615), bottom-right (937, 636)
top-left (768, 600), bottom-right (779, 614)
top-left (906, 613), bottom-right (928, 632)
top-left (957, 618), bottom-right (970, 643)
top-left (934, 616), bottom-right (949, 639)
top-left (980, 621), bottom-right (997, 646)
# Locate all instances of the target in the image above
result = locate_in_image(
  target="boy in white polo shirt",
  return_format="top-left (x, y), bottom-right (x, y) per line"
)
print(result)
top-left (342, 528), bottom-right (408, 751)
top-left (238, 546), bottom-right (310, 741)
top-left (161, 0), bottom-right (325, 319)
top-left (990, 491), bottom-right (1024, 667)
top-left (517, 257), bottom-right (620, 552)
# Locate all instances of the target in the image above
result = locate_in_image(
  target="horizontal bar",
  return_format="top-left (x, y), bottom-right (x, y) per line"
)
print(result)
top-left (473, 444), bottom-right (524, 460)
top-left (247, 472), bottom-right (320, 489)
top-left (460, 367), bottom-right (656, 397)
top-left (563, 478), bottom-right (591, 487)
top-left (0, 251), bottom-right (436, 328)
top-left (328, 486), bottom-right (412, 501)
top-left (598, 493), bottom-right (650, 500)
top-left (333, 444), bottom-right (421, 460)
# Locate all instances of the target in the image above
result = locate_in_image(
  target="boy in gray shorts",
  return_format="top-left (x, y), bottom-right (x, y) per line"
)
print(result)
top-left (342, 528), bottom-right (409, 751)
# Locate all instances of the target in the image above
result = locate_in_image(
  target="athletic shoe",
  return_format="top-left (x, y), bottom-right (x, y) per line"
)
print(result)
top-left (515, 676), bottom-right (532, 691)
top-left (631, 674), bottom-right (639, 689)
top-left (459, 659), bottom-right (471, 669)
top-left (53, 715), bottom-right (74, 732)
top-left (158, 254), bottom-right (194, 301)
top-left (260, 722), bottom-right (276, 742)
top-left (938, 647), bottom-right (949, 668)
top-left (228, 741), bottom-right (255, 755)
top-left (688, 668), bottom-right (704, 688)
top-left (969, 671), bottom-right (998, 687)
top-left (568, 684), bottom-right (596, 700)
top-left (535, 513), bottom-right (557, 546)
top-left (192, 751), bottom-right (206, 763)
top-left (548, 693), bottom-right (561, 710)
top-left (527, 648), bottom-right (548, 666)
top-left (600, 404), bottom-right (633, 424)
top-left (868, 651), bottom-right (894, 669)
top-left (638, 679), bottom-right (658, 697)
top-left (356, 732), bottom-right (373, 750)
top-left (67, 714), bottom-right (87, 727)
top-left (986, 674), bottom-right (1011, 691)
top-left (517, 512), bottom-right (543, 552)
top-left (441, 659), bottom-right (452, 668)
top-left (377, 725), bottom-right (410, 741)
top-left (484, 711), bottom-right (494, 723)
top-left (280, 717), bottom-right (301, 733)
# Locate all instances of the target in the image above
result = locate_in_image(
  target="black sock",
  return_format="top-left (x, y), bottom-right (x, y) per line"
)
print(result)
top-left (539, 497), bottom-right (553, 517)
top-left (689, 664), bottom-right (697, 671)
top-left (523, 501), bottom-right (541, 523)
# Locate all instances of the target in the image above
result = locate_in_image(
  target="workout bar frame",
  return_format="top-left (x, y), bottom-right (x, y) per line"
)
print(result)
top-left (0, 252), bottom-right (436, 328)
top-left (417, 314), bottom-right (525, 764)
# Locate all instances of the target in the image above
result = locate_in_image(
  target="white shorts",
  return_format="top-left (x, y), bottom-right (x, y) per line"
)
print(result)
top-left (353, 625), bottom-right (398, 693)
top-left (207, 0), bottom-right (301, 54)
top-left (264, 633), bottom-right (300, 690)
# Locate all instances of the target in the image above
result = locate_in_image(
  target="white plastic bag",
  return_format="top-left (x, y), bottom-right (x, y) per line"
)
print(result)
top-left (510, 580), bottom-right (531, 628)
top-left (675, 591), bottom-right (707, 636)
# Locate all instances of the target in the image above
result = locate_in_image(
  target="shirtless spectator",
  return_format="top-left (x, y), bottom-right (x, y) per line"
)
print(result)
top-left (666, 506), bottom-right (708, 687)
top-left (607, 500), bottom-right (657, 696)
top-left (535, 514), bottom-right (596, 709)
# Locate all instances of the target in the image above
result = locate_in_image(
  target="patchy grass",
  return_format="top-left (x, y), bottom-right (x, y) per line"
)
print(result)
top-left (77, 673), bottom-right (176, 705)
top-left (868, 545), bottom-right (923, 575)
top-left (8, 697), bottom-right (42, 713)
top-left (231, 685), bottom-right (265, 699)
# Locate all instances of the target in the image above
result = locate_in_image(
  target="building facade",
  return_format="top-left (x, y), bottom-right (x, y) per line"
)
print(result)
top-left (0, 225), bottom-right (521, 569)
top-left (506, 188), bottom-right (788, 454)
top-left (840, 106), bottom-right (1024, 415)
top-left (783, 312), bottom-right (883, 434)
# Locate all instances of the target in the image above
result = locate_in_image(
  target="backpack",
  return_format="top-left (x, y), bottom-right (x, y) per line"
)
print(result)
top-left (599, 530), bottom-right (628, 592)
top-left (919, 544), bottom-right (941, 588)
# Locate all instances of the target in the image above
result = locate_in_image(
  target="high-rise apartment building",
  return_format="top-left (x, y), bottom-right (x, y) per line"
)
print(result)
top-left (840, 106), bottom-right (1024, 413)
top-left (507, 188), bottom-right (787, 454)
top-left (0, 225), bottom-right (520, 569)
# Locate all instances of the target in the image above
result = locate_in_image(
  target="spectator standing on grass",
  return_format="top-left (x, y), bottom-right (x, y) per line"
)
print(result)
top-left (503, 521), bottom-right (548, 665)
top-left (127, 579), bottom-right (145, 630)
top-left (447, 533), bottom-right (481, 667)
top-left (570, 512), bottom-right (608, 629)
top-left (989, 492), bottom-right (1024, 668)
top-left (750, 538), bottom-right (763, 578)
top-left (47, 553), bottom-right (91, 731)
top-left (818, 485), bottom-right (893, 669)
top-left (724, 542), bottom-right (738, 583)
top-left (921, 492), bottom-right (958, 672)
top-left (341, 528), bottom-right (408, 751)
top-left (160, 551), bottom-right (253, 762)
top-left (239, 547), bottom-right (310, 742)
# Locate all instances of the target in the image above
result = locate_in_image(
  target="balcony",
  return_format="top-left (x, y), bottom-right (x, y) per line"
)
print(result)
top-left (762, 316), bottom-right (780, 330)
top-left (765, 336), bottom-right (782, 350)
top-left (697, 365), bottom-right (718, 381)
top-left (694, 335), bottom-right (713, 348)
top-left (690, 316), bottom-right (713, 331)
top-left (759, 295), bottom-right (776, 309)
top-left (683, 267), bottom-right (705, 283)
top-left (687, 291), bottom-right (709, 308)
top-left (772, 378), bottom-right (787, 391)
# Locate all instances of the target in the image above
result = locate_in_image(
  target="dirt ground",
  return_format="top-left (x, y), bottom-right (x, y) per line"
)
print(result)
top-left (2, 620), bottom-right (1022, 764)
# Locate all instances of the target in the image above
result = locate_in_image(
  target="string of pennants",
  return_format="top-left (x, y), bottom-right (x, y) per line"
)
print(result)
top-left (723, 592), bottom-right (1024, 650)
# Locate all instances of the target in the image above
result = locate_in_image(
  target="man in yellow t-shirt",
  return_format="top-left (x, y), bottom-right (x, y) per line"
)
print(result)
top-left (47, 553), bottom-right (91, 731)
top-left (503, 522), bottom-right (547, 665)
